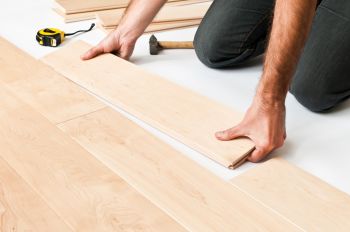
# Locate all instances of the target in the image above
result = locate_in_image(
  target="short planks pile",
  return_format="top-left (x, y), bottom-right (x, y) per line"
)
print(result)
top-left (1, 36), bottom-right (350, 231)
top-left (54, 0), bottom-right (212, 33)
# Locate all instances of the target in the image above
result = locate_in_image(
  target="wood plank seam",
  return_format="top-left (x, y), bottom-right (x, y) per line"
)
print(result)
top-left (0, 36), bottom-right (304, 230)
top-left (0, 37), bottom-right (186, 231)
top-left (58, 107), bottom-right (301, 231)
top-left (0, 37), bottom-right (105, 125)
top-left (231, 158), bottom-right (350, 231)
top-left (230, 181), bottom-right (306, 231)
top-left (55, 106), bottom-right (109, 126)
top-left (0, 155), bottom-right (75, 231)
top-left (58, 108), bottom-right (303, 230)
top-left (0, 86), bottom-right (186, 231)
top-left (42, 40), bottom-right (255, 169)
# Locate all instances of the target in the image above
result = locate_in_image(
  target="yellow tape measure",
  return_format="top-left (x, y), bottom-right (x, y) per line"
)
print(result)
top-left (36, 23), bottom-right (95, 47)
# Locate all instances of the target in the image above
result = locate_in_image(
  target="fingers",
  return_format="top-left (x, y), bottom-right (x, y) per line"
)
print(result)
top-left (215, 126), bottom-right (243, 141)
top-left (81, 45), bottom-right (104, 60)
top-left (248, 137), bottom-right (285, 162)
top-left (118, 43), bottom-right (135, 60)
top-left (247, 148), bottom-right (267, 162)
top-left (81, 43), bottom-right (134, 60)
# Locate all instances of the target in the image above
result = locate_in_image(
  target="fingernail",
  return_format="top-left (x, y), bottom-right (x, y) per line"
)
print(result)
top-left (215, 131), bottom-right (224, 138)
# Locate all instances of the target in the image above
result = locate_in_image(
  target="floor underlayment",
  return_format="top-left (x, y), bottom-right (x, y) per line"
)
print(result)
top-left (1, 0), bottom-right (350, 195)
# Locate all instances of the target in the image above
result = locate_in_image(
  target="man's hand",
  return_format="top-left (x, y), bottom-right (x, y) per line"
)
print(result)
top-left (215, 97), bottom-right (286, 162)
top-left (81, 30), bottom-right (136, 60)
top-left (215, 0), bottom-right (317, 163)
top-left (81, 0), bottom-right (167, 61)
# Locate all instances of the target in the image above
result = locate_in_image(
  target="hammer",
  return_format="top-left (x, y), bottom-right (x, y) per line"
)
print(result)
top-left (149, 34), bottom-right (194, 55)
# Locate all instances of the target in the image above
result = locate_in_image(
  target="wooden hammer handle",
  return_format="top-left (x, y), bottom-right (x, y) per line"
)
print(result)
top-left (158, 41), bottom-right (194, 49)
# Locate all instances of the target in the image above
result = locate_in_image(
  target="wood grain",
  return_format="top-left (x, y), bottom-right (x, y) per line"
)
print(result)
top-left (0, 37), bottom-right (104, 124)
top-left (55, 0), bottom-right (206, 14)
top-left (96, 2), bottom-right (210, 27)
top-left (100, 19), bottom-right (201, 34)
top-left (0, 157), bottom-right (71, 232)
top-left (55, 1), bottom-right (211, 23)
top-left (42, 40), bottom-right (254, 168)
top-left (53, 7), bottom-right (118, 23)
top-left (231, 158), bottom-right (350, 231)
top-left (0, 85), bottom-right (185, 231)
top-left (168, 0), bottom-right (212, 6)
top-left (55, 0), bottom-right (130, 14)
top-left (58, 107), bottom-right (300, 231)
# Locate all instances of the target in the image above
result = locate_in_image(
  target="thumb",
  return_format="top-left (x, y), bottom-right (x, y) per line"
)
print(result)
top-left (81, 45), bottom-right (104, 60)
top-left (215, 126), bottom-right (243, 141)
top-left (247, 148), bottom-right (266, 162)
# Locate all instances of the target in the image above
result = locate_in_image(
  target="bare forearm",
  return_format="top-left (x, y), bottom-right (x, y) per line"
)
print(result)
top-left (257, 0), bottom-right (317, 105)
top-left (116, 0), bottom-right (167, 43)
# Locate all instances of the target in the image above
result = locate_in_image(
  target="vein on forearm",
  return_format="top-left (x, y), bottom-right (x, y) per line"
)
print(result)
top-left (258, 0), bottom-right (317, 103)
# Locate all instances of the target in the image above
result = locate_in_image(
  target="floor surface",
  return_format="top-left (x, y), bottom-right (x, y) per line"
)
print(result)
top-left (1, 0), bottom-right (349, 194)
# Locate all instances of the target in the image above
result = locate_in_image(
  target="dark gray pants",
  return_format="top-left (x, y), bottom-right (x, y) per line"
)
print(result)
top-left (194, 0), bottom-right (350, 112)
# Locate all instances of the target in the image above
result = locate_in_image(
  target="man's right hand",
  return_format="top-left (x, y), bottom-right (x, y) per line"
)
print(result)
top-left (81, 30), bottom-right (136, 61)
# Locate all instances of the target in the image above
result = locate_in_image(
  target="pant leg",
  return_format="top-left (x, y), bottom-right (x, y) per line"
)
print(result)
top-left (194, 0), bottom-right (275, 68)
top-left (290, 0), bottom-right (350, 112)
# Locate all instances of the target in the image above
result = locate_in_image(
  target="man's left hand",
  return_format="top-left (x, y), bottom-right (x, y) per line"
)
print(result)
top-left (215, 97), bottom-right (286, 162)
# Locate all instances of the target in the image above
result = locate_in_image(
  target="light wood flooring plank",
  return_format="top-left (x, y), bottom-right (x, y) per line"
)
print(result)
top-left (231, 158), bottom-right (350, 231)
top-left (55, 1), bottom-right (210, 23)
top-left (168, 0), bottom-right (212, 6)
top-left (54, 7), bottom-right (115, 23)
top-left (42, 40), bottom-right (254, 168)
top-left (96, 2), bottom-right (210, 27)
top-left (0, 37), bottom-right (104, 124)
top-left (0, 85), bottom-right (185, 232)
top-left (55, 0), bottom-right (188, 14)
top-left (0, 157), bottom-right (71, 232)
top-left (58, 107), bottom-right (301, 231)
top-left (100, 20), bottom-right (201, 34)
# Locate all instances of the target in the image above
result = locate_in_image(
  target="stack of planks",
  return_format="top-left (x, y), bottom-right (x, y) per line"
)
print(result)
top-left (1, 36), bottom-right (350, 231)
top-left (97, 2), bottom-right (211, 33)
top-left (54, 0), bottom-right (212, 25)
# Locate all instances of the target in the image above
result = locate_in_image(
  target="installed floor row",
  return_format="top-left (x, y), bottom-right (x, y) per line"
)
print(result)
top-left (0, 37), bottom-right (349, 231)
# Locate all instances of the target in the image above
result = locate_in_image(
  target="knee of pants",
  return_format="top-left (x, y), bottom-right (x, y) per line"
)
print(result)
top-left (193, 29), bottom-right (245, 69)
top-left (290, 74), bottom-right (338, 112)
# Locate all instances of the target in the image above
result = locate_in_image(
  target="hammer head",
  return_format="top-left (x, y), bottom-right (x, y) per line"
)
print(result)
top-left (149, 34), bottom-right (161, 55)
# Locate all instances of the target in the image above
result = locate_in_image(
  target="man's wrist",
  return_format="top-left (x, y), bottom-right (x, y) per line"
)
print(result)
top-left (255, 73), bottom-right (290, 106)
top-left (254, 89), bottom-right (286, 110)
top-left (114, 27), bottom-right (138, 47)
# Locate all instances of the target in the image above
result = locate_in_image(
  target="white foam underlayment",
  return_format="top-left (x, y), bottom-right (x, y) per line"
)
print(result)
top-left (1, 0), bottom-right (350, 194)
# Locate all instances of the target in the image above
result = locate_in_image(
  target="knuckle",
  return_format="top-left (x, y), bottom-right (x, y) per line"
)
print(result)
top-left (260, 140), bottom-right (272, 149)
top-left (223, 128), bottom-right (232, 135)
top-left (250, 153), bottom-right (263, 162)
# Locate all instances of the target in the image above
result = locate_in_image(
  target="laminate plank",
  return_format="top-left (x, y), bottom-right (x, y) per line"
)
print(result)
top-left (55, 0), bottom-right (189, 14)
top-left (231, 158), bottom-right (350, 231)
top-left (54, 7), bottom-right (117, 23)
top-left (55, 1), bottom-right (211, 23)
top-left (0, 85), bottom-right (185, 232)
top-left (100, 19), bottom-right (201, 34)
top-left (58, 107), bottom-right (301, 231)
top-left (168, 0), bottom-right (212, 6)
top-left (55, 0), bottom-right (130, 14)
top-left (0, 157), bottom-right (71, 232)
top-left (0, 37), bottom-right (104, 124)
top-left (42, 41), bottom-right (255, 168)
top-left (96, 3), bottom-right (210, 27)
